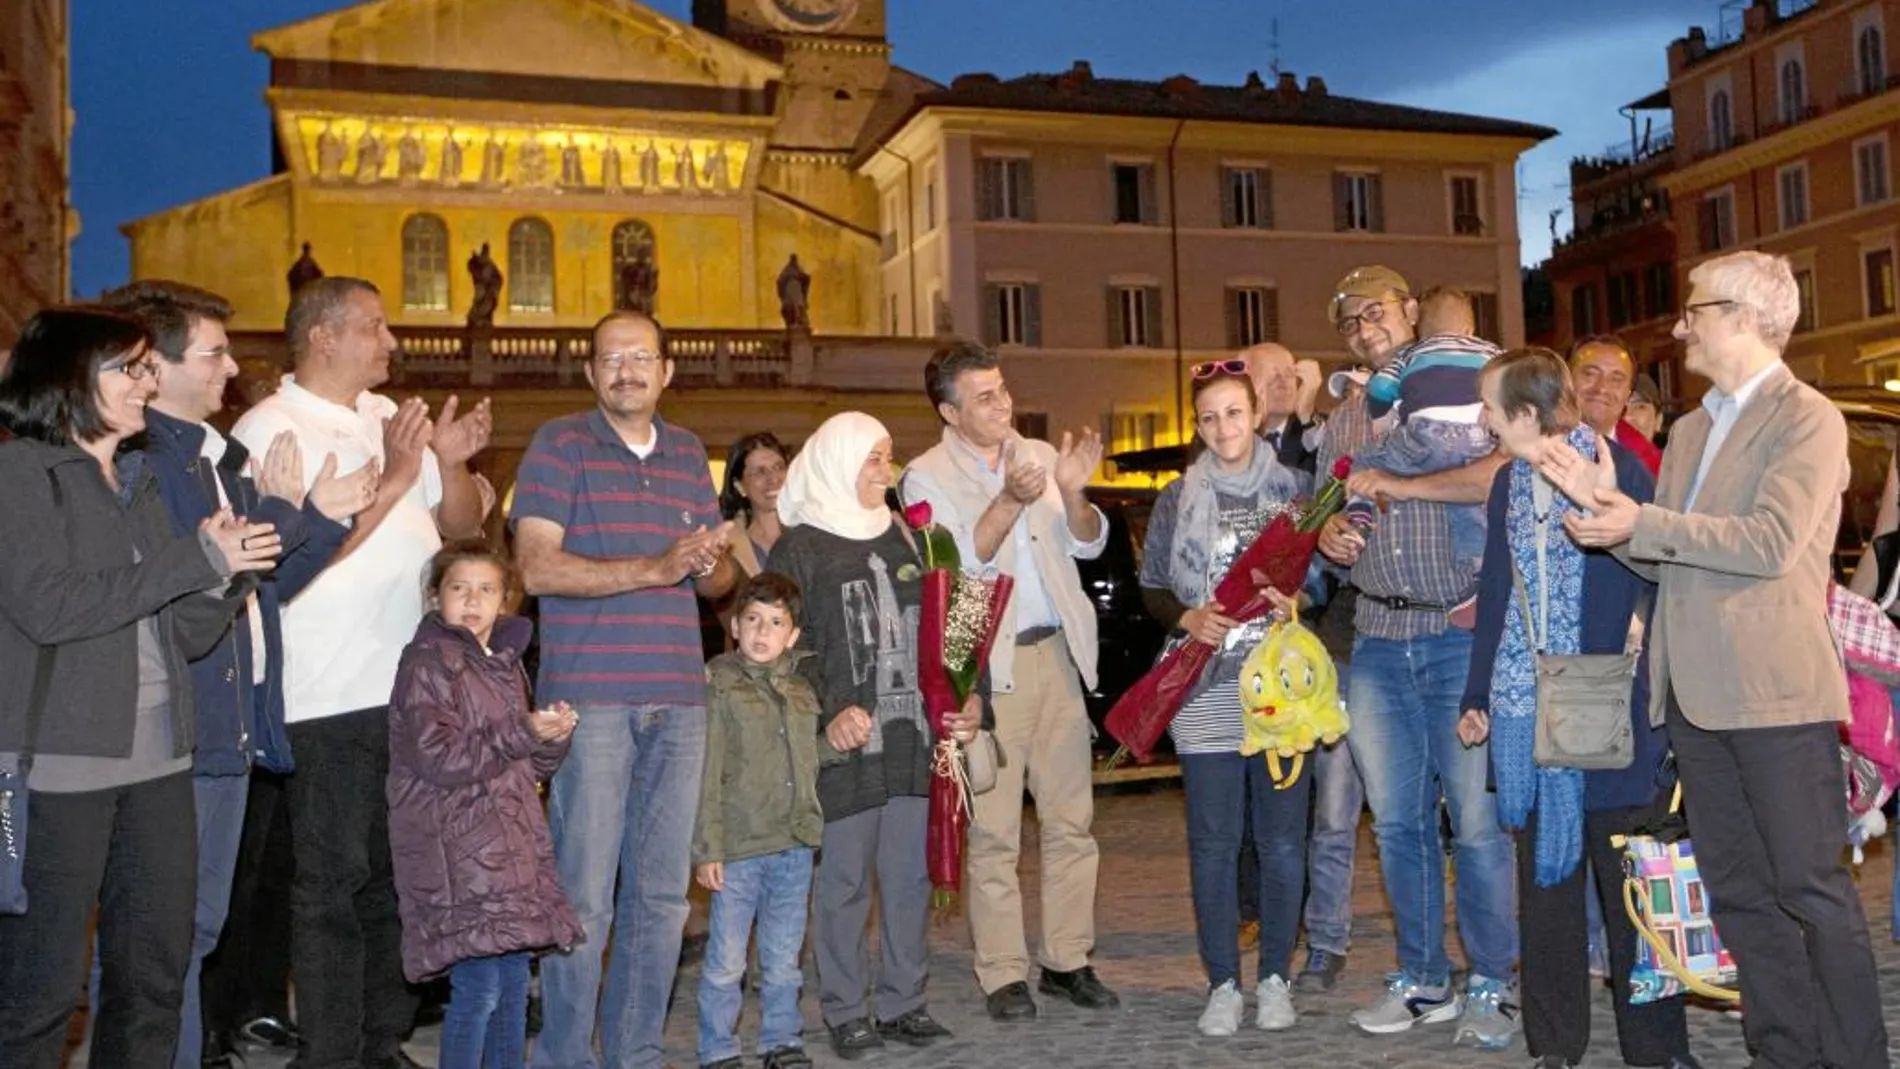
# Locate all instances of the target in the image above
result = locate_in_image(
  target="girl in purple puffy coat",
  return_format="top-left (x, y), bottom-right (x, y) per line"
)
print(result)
top-left (388, 540), bottom-right (583, 1069)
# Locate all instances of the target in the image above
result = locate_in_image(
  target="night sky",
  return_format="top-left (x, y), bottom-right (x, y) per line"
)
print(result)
top-left (69, 0), bottom-right (1725, 298)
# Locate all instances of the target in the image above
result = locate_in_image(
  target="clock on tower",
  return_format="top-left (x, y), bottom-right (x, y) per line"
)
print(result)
top-left (759, 0), bottom-right (858, 33)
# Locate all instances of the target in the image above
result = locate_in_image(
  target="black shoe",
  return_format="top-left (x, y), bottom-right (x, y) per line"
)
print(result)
top-left (1038, 965), bottom-right (1120, 1010)
top-left (700, 1059), bottom-right (744, 1069)
top-left (827, 1018), bottom-right (884, 1061)
top-left (236, 1016), bottom-right (300, 1050)
top-left (367, 1053), bottom-right (427, 1069)
top-left (984, 980), bottom-right (1038, 1021)
top-left (761, 1048), bottom-right (812, 1069)
top-left (680, 930), bottom-right (710, 966)
top-left (877, 1007), bottom-right (952, 1047)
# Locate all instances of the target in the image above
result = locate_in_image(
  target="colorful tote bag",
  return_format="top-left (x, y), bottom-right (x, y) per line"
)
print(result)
top-left (1618, 786), bottom-right (1740, 1005)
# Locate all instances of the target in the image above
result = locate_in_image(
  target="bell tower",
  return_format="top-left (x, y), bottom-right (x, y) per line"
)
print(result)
top-left (694, 0), bottom-right (891, 152)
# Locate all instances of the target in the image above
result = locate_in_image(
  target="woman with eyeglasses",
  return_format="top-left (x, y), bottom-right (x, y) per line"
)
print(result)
top-left (1137, 359), bottom-right (1310, 1038)
top-left (0, 307), bottom-right (284, 1069)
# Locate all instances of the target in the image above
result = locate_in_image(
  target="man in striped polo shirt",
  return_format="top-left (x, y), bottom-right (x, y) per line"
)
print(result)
top-left (513, 310), bottom-right (738, 1069)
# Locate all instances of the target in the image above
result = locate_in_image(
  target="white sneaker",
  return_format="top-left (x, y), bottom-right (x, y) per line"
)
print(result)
top-left (1197, 980), bottom-right (1244, 1037)
top-left (1453, 974), bottom-right (1522, 1051)
top-left (1254, 974), bottom-right (1296, 1031)
top-left (1349, 972), bottom-right (1463, 1034)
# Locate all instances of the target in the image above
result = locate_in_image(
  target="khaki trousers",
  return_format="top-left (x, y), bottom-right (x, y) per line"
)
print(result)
top-left (967, 633), bottom-right (1100, 993)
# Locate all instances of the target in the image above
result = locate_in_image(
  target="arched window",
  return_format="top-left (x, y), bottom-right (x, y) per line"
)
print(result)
top-left (1710, 90), bottom-right (1733, 152)
top-left (1780, 58), bottom-right (1806, 125)
top-left (400, 213), bottom-right (450, 312)
top-left (610, 219), bottom-right (657, 311)
top-left (1861, 25), bottom-right (1886, 96)
top-left (508, 217), bottom-right (555, 314)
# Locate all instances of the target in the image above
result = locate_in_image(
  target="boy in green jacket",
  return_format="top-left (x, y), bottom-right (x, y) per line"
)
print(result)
top-left (693, 572), bottom-right (824, 1069)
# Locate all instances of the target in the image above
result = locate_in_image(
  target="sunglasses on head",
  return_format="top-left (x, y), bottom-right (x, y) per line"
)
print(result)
top-left (1191, 359), bottom-right (1250, 379)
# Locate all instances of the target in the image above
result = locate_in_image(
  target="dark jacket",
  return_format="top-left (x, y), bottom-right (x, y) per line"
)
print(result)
top-left (1462, 443), bottom-right (1668, 812)
top-left (0, 438), bottom-right (250, 758)
top-left (387, 612), bottom-right (582, 982)
top-left (694, 649), bottom-right (825, 866)
top-left (144, 409), bottom-right (347, 775)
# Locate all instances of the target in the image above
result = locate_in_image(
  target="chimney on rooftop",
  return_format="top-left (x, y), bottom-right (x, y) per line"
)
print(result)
top-left (1305, 75), bottom-right (1327, 97)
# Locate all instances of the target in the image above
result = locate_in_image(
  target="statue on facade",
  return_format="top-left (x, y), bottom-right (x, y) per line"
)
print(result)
top-left (620, 253), bottom-right (658, 314)
top-left (518, 139), bottom-right (551, 189)
top-left (674, 142), bottom-right (697, 192)
top-left (440, 129), bottom-right (465, 187)
top-left (466, 243), bottom-right (504, 331)
top-left (286, 242), bottom-right (324, 296)
top-left (702, 141), bottom-right (731, 192)
top-left (560, 138), bottom-right (586, 189)
top-left (637, 141), bottom-right (662, 192)
top-left (397, 128), bottom-right (426, 185)
top-left (316, 122), bottom-right (346, 182)
top-left (777, 254), bottom-right (812, 330)
top-left (480, 134), bottom-right (507, 189)
top-left (354, 128), bottom-right (386, 184)
top-left (601, 141), bottom-right (623, 195)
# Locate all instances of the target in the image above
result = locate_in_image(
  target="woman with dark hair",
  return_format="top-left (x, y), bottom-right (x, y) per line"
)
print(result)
top-left (720, 431), bottom-right (790, 577)
top-left (1457, 348), bottom-right (1698, 1069)
top-left (0, 307), bottom-right (285, 1069)
top-left (1138, 361), bottom-right (1309, 1037)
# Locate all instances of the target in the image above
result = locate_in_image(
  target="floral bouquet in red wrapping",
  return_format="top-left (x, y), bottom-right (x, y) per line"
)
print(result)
top-left (904, 501), bottom-right (1014, 909)
top-left (1104, 457), bottom-right (1353, 767)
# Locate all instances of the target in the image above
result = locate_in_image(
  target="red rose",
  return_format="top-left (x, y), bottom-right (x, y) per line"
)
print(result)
top-left (904, 501), bottom-right (933, 529)
top-left (1331, 456), bottom-right (1354, 481)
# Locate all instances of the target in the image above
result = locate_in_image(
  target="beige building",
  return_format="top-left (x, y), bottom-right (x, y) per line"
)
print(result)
top-left (1662, 0), bottom-right (1900, 387)
top-left (0, 0), bottom-right (73, 349)
top-left (861, 65), bottom-right (1552, 458)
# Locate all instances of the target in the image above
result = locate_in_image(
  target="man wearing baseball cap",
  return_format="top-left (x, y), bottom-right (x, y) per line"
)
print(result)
top-left (1314, 265), bottom-right (1520, 1048)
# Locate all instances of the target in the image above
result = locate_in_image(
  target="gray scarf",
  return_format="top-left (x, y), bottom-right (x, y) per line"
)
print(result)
top-left (1167, 441), bottom-right (1304, 607)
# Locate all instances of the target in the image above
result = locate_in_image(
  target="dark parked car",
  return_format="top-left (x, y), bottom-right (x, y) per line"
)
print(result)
top-left (1077, 487), bottom-right (1170, 754)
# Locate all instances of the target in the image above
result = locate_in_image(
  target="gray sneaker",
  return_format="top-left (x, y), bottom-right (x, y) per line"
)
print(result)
top-left (1197, 980), bottom-right (1244, 1037)
top-left (1349, 973), bottom-right (1463, 1035)
top-left (1254, 975), bottom-right (1296, 1031)
top-left (1453, 974), bottom-right (1522, 1051)
top-left (1293, 948), bottom-right (1346, 993)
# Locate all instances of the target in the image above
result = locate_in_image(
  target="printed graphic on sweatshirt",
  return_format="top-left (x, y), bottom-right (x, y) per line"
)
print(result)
top-left (841, 550), bottom-right (925, 754)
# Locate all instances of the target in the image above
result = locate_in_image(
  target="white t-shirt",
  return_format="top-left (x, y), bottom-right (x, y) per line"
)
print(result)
top-left (232, 377), bottom-right (444, 723)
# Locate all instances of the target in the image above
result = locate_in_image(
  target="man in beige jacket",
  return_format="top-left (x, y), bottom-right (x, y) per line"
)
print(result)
top-left (1545, 251), bottom-right (1888, 1069)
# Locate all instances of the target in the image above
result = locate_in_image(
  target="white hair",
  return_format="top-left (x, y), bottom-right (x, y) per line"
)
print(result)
top-left (1689, 251), bottom-right (1799, 350)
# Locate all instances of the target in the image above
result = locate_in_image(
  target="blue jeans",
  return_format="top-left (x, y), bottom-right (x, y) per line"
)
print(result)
top-left (440, 951), bottom-right (531, 1069)
top-left (1348, 418), bottom-right (1491, 570)
top-left (696, 848), bottom-right (814, 1062)
top-left (1347, 631), bottom-right (1517, 984)
top-left (1181, 750), bottom-right (1311, 986)
top-left (84, 772), bottom-right (249, 1069)
top-left (1303, 661), bottom-right (1363, 956)
top-left (533, 704), bottom-right (706, 1069)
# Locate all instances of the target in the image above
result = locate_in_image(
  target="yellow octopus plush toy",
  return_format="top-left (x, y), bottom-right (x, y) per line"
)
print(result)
top-left (1238, 620), bottom-right (1351, 788)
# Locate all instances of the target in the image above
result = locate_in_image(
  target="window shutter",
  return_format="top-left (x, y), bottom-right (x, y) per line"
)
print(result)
top-left (982, 284), bottom-right (1002, 346)
top-left (1224, 288), bottom-right (1242, 347)
top-left (1107, 286), bottom-right (1125, 348)
top-left (1333, 173), bottom-right (1351, 231)
top-left (1368, 173), bottom-right (1386, 232)
top-left (1145, 287), bottom-right (1164, 346)
top-left (1698, 198), bottom-right (1720, 252)
top-left (1019, 160), bottom-right (1037, 221)
top-left (1139, 164), bottom-right (1159, 224)
top-left (1263, 287), bottom-right (1281, 342)
top-left (1024, 284), bottom-right (1043, 346)
top-left (976, 160), bottom-right (996, 221)
top-left (1220, 169), bottom-right (1238, 229)
top-left (1259, 169), bottom-right (1275, 229)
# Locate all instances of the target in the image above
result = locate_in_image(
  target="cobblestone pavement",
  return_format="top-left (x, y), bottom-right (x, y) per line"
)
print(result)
top-left (80, 781), bottom-right (1900, 1068)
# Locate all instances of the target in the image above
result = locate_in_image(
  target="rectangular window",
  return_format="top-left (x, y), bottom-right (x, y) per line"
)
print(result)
top-left (1012, 412), bottom-right (1049, 442)
top-left (1572, 283), bottom-right (1600, 337)
top-left (978, 157), bottom-right (1035, 221)
top-left (1450, 174), bottom-right (1483, 235)
top-left (1103, 409), bottom-right (1161, 454)
top-left (1225, 287), bottom-right (1280, 347)
top-left (1607, 272), bottom-right (1639, 329)
top-left (1111, 286), bottom-right (1162, 347)
top-left (1471, 291), bottom-right (1500, 343)
top-left (1223, 167), bottom-right (1271, 228)
top-left (1867, 247), bottom-right (1896, 318)
top-left (1795, 267), bottom-right (1817, 332)
top-left (982, 282), bottom-right (1042, 346)
top-left (1859, 139), bottom-right (1891, 206)
top-left (1111, 162), bottom-right (1156, 224)
top-left (1778, 164), bottom-right (1809, 229)
top-left (1643, 262), bottom-right (1675, 320)
top-left (1334, 171), bottom-right (1384, 232)
top-left (1699, 190), bottom-right (1736, 252)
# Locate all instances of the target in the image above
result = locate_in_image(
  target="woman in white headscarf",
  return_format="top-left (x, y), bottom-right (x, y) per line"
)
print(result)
top-left (771, 412), bottom-right (977, 1061)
